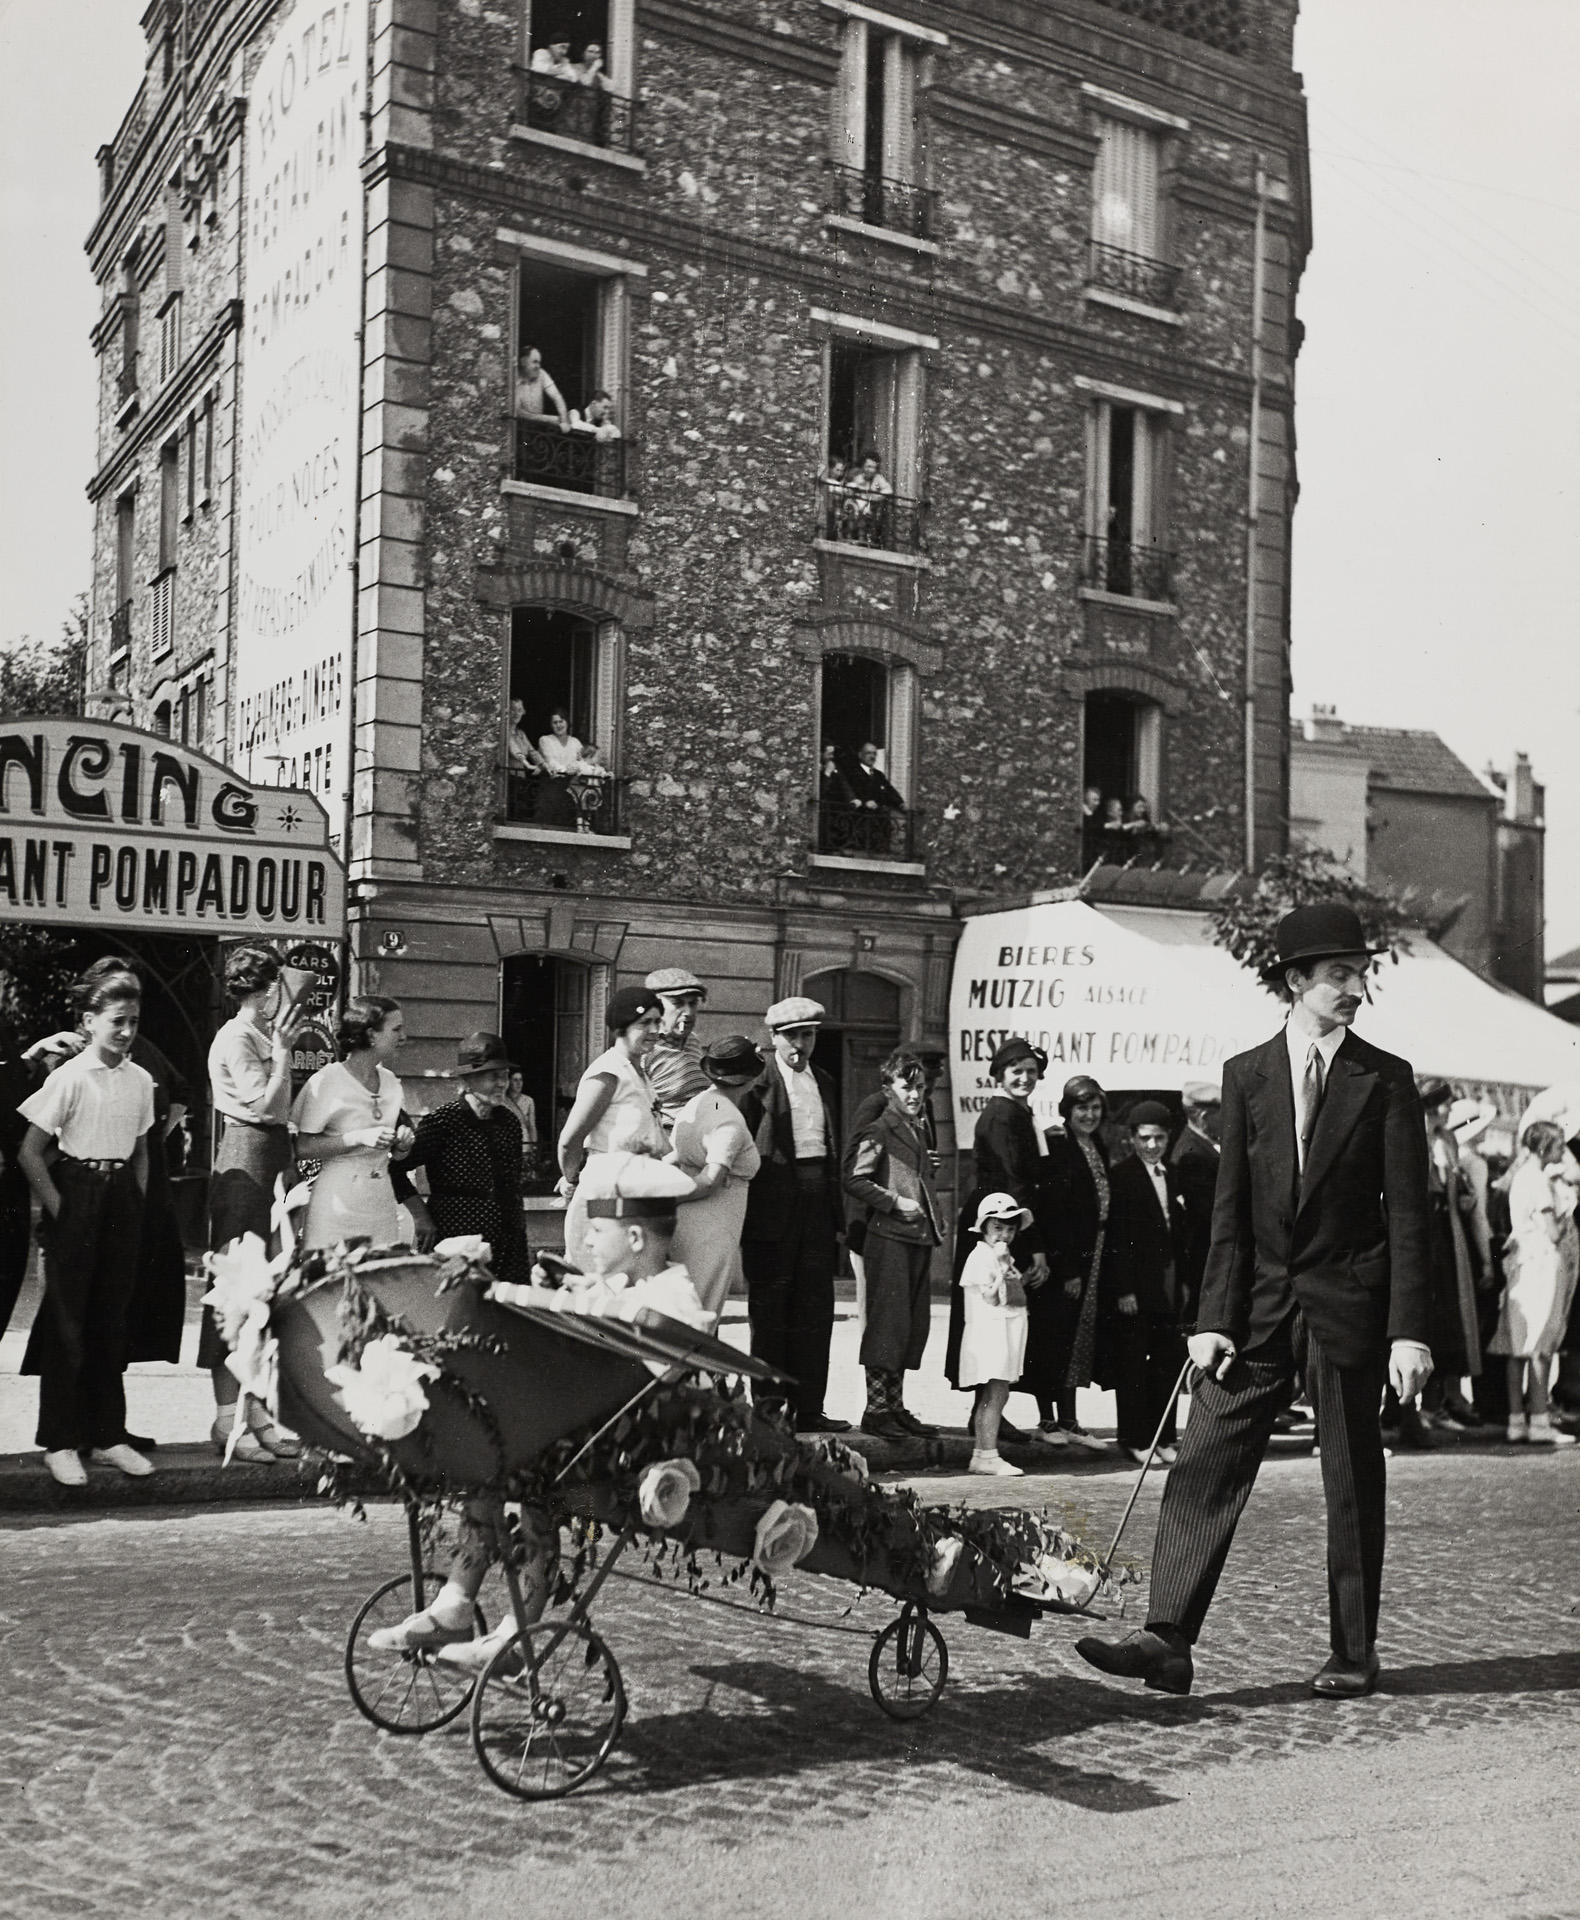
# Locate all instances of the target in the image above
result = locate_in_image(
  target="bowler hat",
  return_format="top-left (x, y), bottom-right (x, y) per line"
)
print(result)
top-left (1259, 903), bottom-right (1381, 983)
top-left (455, 1031), bottom-right (511, 1075)
top-left (700, 1034), bottom-right (763, 1082)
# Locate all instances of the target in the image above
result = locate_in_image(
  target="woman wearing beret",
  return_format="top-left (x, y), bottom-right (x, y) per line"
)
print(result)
top-left (665, 1035), bottom-right (763, 1319)
top-left (558, 986), bottom-right (670, 1269)
top-left (1036, 1075), bottom-right (1113, 1448)
top-left (946, 1038), bottom-right (1052, 1437)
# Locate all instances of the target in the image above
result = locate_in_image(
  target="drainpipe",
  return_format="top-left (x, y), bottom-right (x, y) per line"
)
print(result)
top-left (1245, 162), bottom-right (1292, 874)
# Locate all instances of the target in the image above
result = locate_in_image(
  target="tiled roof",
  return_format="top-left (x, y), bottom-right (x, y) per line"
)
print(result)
top-left (1346, 726), bottom-right (1492, 800)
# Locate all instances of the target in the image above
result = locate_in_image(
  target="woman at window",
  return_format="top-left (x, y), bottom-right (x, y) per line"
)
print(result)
top-left (531, 707), bottom-right (601, 829)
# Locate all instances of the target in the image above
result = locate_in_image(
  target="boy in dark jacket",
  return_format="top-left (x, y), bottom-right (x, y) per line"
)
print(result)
top-left (843, 1051), bottom-right (942, 1439)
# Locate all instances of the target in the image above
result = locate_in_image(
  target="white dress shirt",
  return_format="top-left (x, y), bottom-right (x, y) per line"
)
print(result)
top-left (776, 1054), bottom-right (827, 1159)
top-left (1143, 1157), bottom-right (1171, 1220)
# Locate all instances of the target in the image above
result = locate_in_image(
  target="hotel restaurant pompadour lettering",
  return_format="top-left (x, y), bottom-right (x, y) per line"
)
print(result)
top-left (0, 718), bottom-right (345, 938)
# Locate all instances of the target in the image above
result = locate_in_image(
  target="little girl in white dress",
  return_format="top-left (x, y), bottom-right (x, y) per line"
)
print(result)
top-left (958, 1192), bottom-right (1032, 1476)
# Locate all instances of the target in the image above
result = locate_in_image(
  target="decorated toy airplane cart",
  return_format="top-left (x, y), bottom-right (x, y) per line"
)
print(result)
top-left (231, 1241), bottom-right (1122, 1802)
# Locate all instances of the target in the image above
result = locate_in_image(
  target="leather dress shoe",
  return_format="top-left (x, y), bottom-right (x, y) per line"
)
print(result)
top-left (891, 1408), bottom-right (939, 1439)
top-left (1074, 1627), bottom-right (1193, 1695)
top-left (796, 1411), bottom-right (853, 1434)
top-left (858, 1410), bottom-right (907, 1439)
top-left (1310, 1649), bottom-right (1380, 1698)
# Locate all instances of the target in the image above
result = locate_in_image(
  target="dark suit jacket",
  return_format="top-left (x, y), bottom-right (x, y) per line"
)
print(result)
top-left (842, 1104), bottom-right (941, 1247)
top-left (739, 1060), bottom-right (842, 1243)
top-left (1106, 1154), bottom-right (1192, 1318)
top-left (969, 1095), bottom-right (1047, 1261)
top-left (1168, 1125), bottom-right (1220, 1327)
top-left (1196, 1028), bottom-right (1431, 1370)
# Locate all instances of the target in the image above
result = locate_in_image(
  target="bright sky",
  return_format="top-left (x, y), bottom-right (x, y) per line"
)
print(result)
top-left (1, 1), bottom-right (1577, 949)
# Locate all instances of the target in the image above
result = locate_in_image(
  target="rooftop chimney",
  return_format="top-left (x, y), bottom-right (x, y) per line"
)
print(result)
top-left (1508, 752), bottom-right (1537, 823)
top-left (1306, 703), bottom-right (1346, 744)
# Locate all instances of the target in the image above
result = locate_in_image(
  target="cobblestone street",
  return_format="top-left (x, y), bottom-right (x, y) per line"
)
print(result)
top-left (3, 1449), bottom-right (1578, 1920)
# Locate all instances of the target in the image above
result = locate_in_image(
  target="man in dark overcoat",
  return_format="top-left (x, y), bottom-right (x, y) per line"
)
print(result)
top-left (738, 996), bottom-right (850, 1433)
top-left (1168, 1079), bottom-right (1221, 1331)
top-left (1104, 1101), bottom-right (1193, 1463)
top-left (1078, 904), bottom-right (1433, 1699)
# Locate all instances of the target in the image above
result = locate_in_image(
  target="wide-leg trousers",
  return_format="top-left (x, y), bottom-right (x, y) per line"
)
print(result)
top-left (1144, 1316), bottom-right (1387, 1663)
top-left (741, 1164), bottom-right (837, 1423)
top-left (1112, 1312), bottom-right (1187, 1451)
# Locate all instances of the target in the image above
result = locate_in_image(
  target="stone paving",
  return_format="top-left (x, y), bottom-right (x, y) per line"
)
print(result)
top-left (2, 1447), bottom-right (1578, 1917)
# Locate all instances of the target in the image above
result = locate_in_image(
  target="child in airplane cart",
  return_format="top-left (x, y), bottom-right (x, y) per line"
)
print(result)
top-left (16, 969), bottom-right (157, 1487)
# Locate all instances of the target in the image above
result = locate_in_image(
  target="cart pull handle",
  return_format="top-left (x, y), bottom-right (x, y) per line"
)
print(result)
top-left (1094, 1356), bottom-right (1194, 1584)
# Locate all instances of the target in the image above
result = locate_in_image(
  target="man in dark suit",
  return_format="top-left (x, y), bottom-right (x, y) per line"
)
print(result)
top-left (1168, 1079), bottom-right (1220, 1331)
top-left (1078, 904), bottom-right (1433, 1699)
top-left (1105, 1101), bottom-right (1193, 1464)
top-left (739, 996), bottom-right (850, 1434)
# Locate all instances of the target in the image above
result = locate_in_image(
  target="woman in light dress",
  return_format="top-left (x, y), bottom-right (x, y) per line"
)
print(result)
top-left (292, 997), bottom-right (414, 1250)
top-left (1491, 1118), bottom-right (1580, 1445)
top-left (558, 986), bottom-right (671, 1268)
top-left (666, 1035), bottom-right (763, 1319)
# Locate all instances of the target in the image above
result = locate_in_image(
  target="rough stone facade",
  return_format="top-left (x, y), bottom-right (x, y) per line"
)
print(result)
top-left (84, 0), bottom-right (1308, 1186)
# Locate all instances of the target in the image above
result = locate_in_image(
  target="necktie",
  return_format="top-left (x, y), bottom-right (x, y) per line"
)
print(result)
top-left (1299, 1043), bottom-right (1326, 1171)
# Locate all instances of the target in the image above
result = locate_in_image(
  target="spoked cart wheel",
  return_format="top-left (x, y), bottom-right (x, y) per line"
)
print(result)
top-left (344, 1568), bottom-right (488, 1735)
top-left (469, 1618), bottom-right (626, 1800)
top-left (868, 1602), bottom-right (949, 1721)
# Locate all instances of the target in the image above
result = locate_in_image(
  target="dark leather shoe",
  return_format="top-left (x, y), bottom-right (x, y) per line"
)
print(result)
top-left (1310, 1649), bottom-right (1380, 1698)
top-left (1075, 1628), bottom-right (1193, 1695)
top-left (796, 1411), bottom-right (853, 1434)
top-left (891, 1408), bottom-right (939, 1439)
top-left (857, 1410), bottom-right (907, 1439)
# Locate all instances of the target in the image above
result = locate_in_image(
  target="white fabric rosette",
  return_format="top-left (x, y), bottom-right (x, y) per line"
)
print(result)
top-left (751, 1499), bottom-right (820, 1578)
top-left (435, 1234), bottom-right (493, 1264)
top-left (1014, 1552), bottom-right (1101, 1609)
top-left (201, 1234), bottom-right (278, 1346)
top-left (327, 1334), bottom-right (440, 1443)
top-left (636, 1457), bottom-right (703, 1529)
top-left (925, 1535), bottom-right (965, 1599)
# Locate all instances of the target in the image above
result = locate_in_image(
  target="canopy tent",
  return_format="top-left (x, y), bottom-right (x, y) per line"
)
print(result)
top-left (948, 898), bottom-right (1580, 1150)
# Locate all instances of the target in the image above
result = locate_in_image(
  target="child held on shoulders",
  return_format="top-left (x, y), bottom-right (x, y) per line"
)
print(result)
top-left (16, 970), bottom-right (158, 1486)
top-left (958, 1192), bottom-right (1032, 1477)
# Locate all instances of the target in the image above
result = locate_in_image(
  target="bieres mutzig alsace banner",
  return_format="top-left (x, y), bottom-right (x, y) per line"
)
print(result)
top-left (233, 0), bottom-right (368, 833)
top-left (0, 718), bottom-right (345, 939)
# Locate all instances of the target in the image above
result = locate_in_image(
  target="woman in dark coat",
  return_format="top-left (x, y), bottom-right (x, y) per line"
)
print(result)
top-left (1037, 1074), bottom-right (1113, 1448)
top-left (946, 1039), bottom-right (1051, 1427)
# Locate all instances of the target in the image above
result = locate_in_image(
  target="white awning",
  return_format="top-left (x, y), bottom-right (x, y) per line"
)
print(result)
top-left (948, 898), bottom-right (1580, 1149)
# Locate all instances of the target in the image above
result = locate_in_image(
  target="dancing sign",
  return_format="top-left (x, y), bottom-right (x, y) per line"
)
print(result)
top-left (0, 717), bottom-right (345, 939)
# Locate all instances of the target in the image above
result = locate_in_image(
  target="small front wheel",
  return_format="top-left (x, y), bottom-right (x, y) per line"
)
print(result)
top-left (345, 1569), bottom-right (487, 1735)
top-left (868, 1605), bottom-right (948, 1721)
top-left (470, 1618), bottom-right (625, 1800)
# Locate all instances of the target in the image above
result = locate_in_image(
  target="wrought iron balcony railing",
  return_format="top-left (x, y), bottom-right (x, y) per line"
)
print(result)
top-left (1081, 534), bottom-right (1175, 603)
top-left (516, 70), bottom-right (636, 152)
top-left (1088, 239), bottom-right (1181, 310)
top-left (513, 415), bottom-right (630, 498)
top-left (815, 477), bottom-right (926, 554)
top-left (108, 599), bottom-right (132, 655)
top-left (500, 762), bottom-right (629, 837)
top-left (815, 799), bottom-right (920, 861)
top-left (827, 163), bottom-right (938, 241)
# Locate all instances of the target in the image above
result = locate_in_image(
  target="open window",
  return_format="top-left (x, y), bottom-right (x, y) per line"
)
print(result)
top-left (111, 490), bottom-right (136, 656)
top-left (500, 953), bottom-right (594, 1194)
top-left (830, 12), bottom-right (940, 239)
top-left (1082, 690), bottom-right (1169, 865)
top-left (504, 607), bottom-right (624, 835)
top-left (820, 337), bottom-right (924, 553)
top-left (817, 652), bottom-right (917, 860)
top-left (1083, 398), bottom-right (1174, 602)
top-left (514, 260), bottom-right (630, 498)
top-left (518, 0), bottom-right (634, 151)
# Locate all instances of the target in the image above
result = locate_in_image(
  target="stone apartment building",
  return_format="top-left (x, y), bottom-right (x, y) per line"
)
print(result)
top-left (83, 0), bottom-right (1308, 1165)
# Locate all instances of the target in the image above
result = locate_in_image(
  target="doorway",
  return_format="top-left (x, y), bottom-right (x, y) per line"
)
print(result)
top-left (803, 967), bottom-right (903, 1145)
top-left (499, 953), bottom-right (594, 1193)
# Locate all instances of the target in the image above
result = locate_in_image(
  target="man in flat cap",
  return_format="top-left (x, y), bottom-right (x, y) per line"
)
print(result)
top-left (1079, 903), bottom-right (1433, 1699)
top-left (644, 967), bottom-right (711, 1128)
top-left (738, 997), bottom-right (850, 1432)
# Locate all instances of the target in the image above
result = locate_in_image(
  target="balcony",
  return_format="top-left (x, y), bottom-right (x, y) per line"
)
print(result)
top-left (498, 763), bottom-right (629, 839)
top-left (108, 599), bottom-right (132, 657)
top-left (1087, 240), bottom-right (1181, 312)
top-left (516, 71), bottom-right (635, 152)
top-left (815, 799), bottom-right (920, 862)
top-left (1080, 534), bottom-right (1174, 604)
top-left (513, 416), bottom-right (630, 499)
top-left (815, 478), bottom-right (926, 555)
top-left (827, 163), bottom-right (938, 242)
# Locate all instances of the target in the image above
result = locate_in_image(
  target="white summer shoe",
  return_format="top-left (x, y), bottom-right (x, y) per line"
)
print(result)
top-left (1528, 1416), bottom-right (1577, 1447)
top-left (1506, 1417), bottom-right (1529, 1444)
top-left (90, 1444), bottom-right (155, 1477)
top-left (43, 1450), bottom-right (87, 1487)
top-left (969, 1449), bottom-right (1024, 1477)
top-left (435, 1621), bottom-right (525, 1676)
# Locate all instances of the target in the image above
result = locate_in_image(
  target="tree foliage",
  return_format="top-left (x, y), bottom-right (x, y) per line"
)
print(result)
top-left (1209, 846), bottom-right (1416, 996)
top-left (0, 594), bottom-right (88, 719)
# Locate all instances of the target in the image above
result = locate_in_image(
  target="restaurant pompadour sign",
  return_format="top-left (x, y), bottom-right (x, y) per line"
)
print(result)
top-left (0, 717), bottom-right (345, 937)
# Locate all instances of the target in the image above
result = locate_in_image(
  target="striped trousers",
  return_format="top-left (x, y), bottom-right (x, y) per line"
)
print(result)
top-left (1145, 1316), bottom-right (1387, 1663)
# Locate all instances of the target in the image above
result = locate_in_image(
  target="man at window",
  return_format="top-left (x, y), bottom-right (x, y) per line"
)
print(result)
top-left (530, 34), bottom-right (578, 79)
top-left (845, 742), bottom-right (905, 855)
top-left (516, 347), bottom-right (570, 431)
top-left (570, 389), bottom-right (621, 441)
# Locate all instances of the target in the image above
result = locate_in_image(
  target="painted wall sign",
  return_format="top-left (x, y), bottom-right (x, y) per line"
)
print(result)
top-left (232, 0), bottom-right (368, 830)
top-left (0, 718), bottom-right (345, 938)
